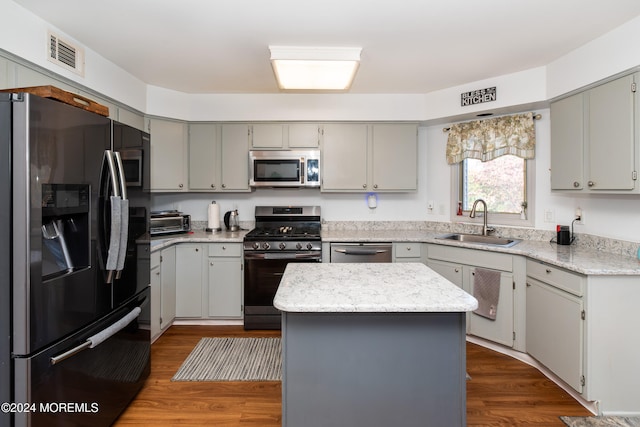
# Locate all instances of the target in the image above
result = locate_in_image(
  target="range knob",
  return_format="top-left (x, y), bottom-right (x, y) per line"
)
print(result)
top-left (252, 242), bottom-right (260, 250)
top-left (306, 243), bottom-right (314, 250)
top-left (295, 242), bottom-right (303, 250)
top-left (263, 242), bottom-right (270, 250)
top-left (279, 242), bottom-right (286, 250)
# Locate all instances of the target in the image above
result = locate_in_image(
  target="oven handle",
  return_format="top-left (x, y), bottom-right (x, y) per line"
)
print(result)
top-left (244, 251), bottom-right (321, 261)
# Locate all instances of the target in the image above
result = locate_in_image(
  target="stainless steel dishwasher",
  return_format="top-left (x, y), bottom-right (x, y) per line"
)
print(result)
top-left (330, 243), bottom-right (393, 263)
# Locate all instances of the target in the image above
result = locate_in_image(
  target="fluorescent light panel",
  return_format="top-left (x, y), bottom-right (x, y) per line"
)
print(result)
top-left (269, 46), bottom-right (361, 91)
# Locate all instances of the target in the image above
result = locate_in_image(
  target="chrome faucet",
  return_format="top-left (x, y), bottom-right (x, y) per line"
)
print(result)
top-left (469, 199), bottom-right (493, 236)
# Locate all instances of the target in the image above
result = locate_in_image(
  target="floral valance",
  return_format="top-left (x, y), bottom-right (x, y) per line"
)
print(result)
top-left (445, 112), bottom-right (536, 164)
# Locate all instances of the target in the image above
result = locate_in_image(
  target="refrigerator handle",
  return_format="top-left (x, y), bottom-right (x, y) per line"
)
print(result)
top-left (101, 150), bottom-right (122, 283)
top-left (113, 152), bottom-right (129, 278)
top-left (49, 306), bottom-right (142, 366)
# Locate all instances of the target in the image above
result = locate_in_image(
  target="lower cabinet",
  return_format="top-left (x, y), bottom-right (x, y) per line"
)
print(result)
top-left (427, 245), bottom-right (517, 348)
top-left (150, 250), bottom-right (162, 342)
top-left (159, 246), bottom-right (177, 331)
top-left (172, 242), bottom-right (244, 320)
top-left (208, 243), bottom-right (243, 318)
top-left (392, 242), bottom-right (423, 263)
top-left (526, 260), bottom-right (585, 393)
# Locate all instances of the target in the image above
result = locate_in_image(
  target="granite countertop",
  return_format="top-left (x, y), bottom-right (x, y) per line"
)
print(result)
top-left (322, 229), bottom-right (640, 276)
top-left (149, 228), bottom-right (249, 251)
top-left (273, 262), bottom-right (478, 313)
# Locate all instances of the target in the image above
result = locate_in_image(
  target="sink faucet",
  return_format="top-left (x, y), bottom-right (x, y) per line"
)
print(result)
top-left (469, 199), bottom-right (493, 236)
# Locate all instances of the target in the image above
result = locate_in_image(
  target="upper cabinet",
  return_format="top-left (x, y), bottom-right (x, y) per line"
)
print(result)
top-left (187, 123), bottom-right (250, 192)
top-left (149, 118), bottom-right (189, 192)
top-left (550, 73), bottom-right (638, 193)
top-left (250, 123), bottom-right (321, 149)
top-left (321, 123), bottom-right (418, 192)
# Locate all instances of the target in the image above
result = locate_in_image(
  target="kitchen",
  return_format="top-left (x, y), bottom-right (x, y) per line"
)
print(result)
top-left (2, 0), bottom-right (640, 426)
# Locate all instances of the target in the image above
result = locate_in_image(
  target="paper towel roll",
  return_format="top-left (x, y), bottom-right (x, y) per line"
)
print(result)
top-left (208, 201), bottom-right (220, 230)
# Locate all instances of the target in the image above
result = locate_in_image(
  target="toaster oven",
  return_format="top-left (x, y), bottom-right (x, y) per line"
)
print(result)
top-left (149, 211), bottom-right (191, 235)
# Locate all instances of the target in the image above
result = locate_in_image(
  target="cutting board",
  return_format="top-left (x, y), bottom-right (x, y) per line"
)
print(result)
top-left (0, 85), bottom-right (109, 117)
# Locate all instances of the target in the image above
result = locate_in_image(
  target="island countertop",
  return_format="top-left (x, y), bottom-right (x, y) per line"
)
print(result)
top-left (273, 262), bottom-right (478, 313)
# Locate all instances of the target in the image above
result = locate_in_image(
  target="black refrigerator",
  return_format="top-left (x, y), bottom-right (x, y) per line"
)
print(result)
top-left (0, 92), bottom-right (151, 427)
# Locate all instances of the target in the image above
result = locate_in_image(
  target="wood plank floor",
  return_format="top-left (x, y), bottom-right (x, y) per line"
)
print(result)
top-left (113, 325), bottom-right (592, 426)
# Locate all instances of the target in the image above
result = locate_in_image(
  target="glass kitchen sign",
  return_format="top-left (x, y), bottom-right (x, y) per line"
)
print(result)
top-left (461, 87), bottom-right (496, 106)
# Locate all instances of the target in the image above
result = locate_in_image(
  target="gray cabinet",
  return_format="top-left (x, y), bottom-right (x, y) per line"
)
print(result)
top-left (188, 123), bottom-right (250, 192)
top-left (207, 243), bottom-right (243, 318)
top-left (321, 123), bottom-right (418, 192)
top-left (526, 260), bottom-right (584, 393)
top-left (149, 118), bottom-right (188, 191)
top-left (392, 242), bottom-right (423, 263)
top-left (550, 73), bottom-right (638, 192)
top-left (149, 250), bottom-right (161, 342)
top-left (427, 245), bottom-right (515, 348)
top-left (159, 246), bottom-right (176, 330)
top-left (175, 244), bottom-right (205, 317)
top-left (250, 123), bottom-right (321, 149)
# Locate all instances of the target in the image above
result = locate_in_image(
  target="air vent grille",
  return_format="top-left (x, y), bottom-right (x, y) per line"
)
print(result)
top-left (47, 31), bottom-right (84, 76)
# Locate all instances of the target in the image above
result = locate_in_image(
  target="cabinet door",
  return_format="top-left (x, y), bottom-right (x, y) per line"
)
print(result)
top-left (371, 124), bottom-right (417, 191)
top-left (467, 268), bottom-right (514, 348)
top-left (150, 118), bottom-right (188, 191)
top-left (526, 278), bottom-right (584, 392)
top-left (251, 124), bottom-right (284, 148)
top-left (189, 123), bottom-right (219, 190)
top-left (220, 124), bottom-right (250, 191)
top-left (175, 245), bottom-right (204, 317)
top-left (150, 264), bottom-right (161, 341)
top-left (321, 124), bottom-right (368, 191)
top-left (208, 258), bottom-right (243, 318)
top-left (427, 260), bottom-right (463, 287)
top-left (550, 93), bottom-right (584, 190)
top-left (588, 74), bottom-right (636, 191)
top-left (289, 124), bottom-right (321, 148)
top-left (160, 246), bottom-right (176, 329)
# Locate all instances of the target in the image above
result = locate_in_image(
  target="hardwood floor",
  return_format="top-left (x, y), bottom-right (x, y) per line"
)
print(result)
top-left (113, 325), bottom-right (592, 426)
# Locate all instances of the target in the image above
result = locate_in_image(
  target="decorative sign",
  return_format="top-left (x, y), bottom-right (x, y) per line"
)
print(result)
top-left (461, 87), bottom-right (496, 107)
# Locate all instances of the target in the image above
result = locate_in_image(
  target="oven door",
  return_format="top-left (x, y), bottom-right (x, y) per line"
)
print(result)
top-left (243, 251), bottom-right (320, 328)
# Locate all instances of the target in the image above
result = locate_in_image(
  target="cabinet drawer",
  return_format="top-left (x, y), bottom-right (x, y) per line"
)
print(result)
top-left (151, 251), bottom-right (161, 269)
top-left (526, 260), bottom-right (584, 296)
top-left (208, 243), bottom-right (242, 257)
top-left (394, 242), bottom-right (422, 258)
top-left (428, 244), bottom-right (512, 272)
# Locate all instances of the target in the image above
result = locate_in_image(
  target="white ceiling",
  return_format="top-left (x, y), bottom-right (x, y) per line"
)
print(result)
top-left (13, 0), bottom-right (640, 94)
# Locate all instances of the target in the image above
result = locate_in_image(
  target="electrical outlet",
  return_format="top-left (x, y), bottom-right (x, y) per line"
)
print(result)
top-left (575, 207), bottom-right (584, 225)
top-left (544, 209), bottom-right (555, 223)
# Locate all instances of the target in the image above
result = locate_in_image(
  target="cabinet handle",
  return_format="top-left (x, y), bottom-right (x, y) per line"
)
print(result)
top-left (588, 181), bottom-right (595, 187)
top-left (222, 184), bottom-right (227, 188)
top-left (210, 261), bottom-right (214, 266)
top-left (373, 184), bottom-right (378, 189)
top-left (545, 268), bottom-right (551, 273)
top-left (179, 183), bottom-right (184, 188)
top-left (573, 181), bottom-right (580, 188)
top-left (211, 184), bottom-right (216, 189)
top-left (526, 282), bottom-right (531, 287)
top-left (155, 271), bottom-right (160, 276)
top-left (222, 246), bottom-right (226, 250)
top-left (454, 268), bottom-right (459, 273)
top-left (362, 184), bottom-right (367, 189)
top-left (195, 248), bottom-right (199, 252)
top-left (406, 246), bottom-right (411, 251)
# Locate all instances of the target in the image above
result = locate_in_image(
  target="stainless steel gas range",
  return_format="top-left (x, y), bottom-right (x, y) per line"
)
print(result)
top-left (243, 206), bottom-right (321, 329)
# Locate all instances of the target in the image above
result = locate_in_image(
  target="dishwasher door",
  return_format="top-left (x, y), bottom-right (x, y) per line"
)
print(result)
top-left (330, 243), bottom-right (393, 263)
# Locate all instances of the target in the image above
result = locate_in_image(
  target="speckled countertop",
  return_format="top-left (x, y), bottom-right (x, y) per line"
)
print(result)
top-left (273, 262), bottom-right (478, 313)
top-left (147, 226), bottom-right (640, 276)
top-left (321, 229), bottom-right (640, 276)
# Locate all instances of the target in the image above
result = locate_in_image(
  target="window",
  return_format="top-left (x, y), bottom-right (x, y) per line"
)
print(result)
top-left (454, 155), bottom-right (533, 226)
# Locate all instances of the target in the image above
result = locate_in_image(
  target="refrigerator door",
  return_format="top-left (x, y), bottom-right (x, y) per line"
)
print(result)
top-left (13, 288), bottom-right (151, 427)
top-left (12, 94), bottom-right (112, 355)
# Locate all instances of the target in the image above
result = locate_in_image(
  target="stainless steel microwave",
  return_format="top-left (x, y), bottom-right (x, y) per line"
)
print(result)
top-left (249, 150), bottom-right (320, 188)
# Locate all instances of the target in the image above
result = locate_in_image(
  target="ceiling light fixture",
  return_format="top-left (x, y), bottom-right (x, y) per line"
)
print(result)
top-left (269, 46), bottom-right (362, 91)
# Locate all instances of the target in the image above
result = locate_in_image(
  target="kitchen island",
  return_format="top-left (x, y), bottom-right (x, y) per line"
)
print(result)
top-left (274, 262), bottom-right (478, 427)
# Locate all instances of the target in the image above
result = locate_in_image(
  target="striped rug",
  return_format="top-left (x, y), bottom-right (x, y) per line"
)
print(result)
top-left (560, 416), bottom-right (640, 427)
top-left (171, 337), bottom-right (281, 381)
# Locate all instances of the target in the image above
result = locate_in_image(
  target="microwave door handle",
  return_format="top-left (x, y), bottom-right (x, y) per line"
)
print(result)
top-left (113, 152), bottom-right (129, 278)
top-left (300, 159), bottom-right (305, 184)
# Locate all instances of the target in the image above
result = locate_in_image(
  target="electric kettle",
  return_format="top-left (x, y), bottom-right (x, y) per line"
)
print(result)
top-left (224, 209), bottom-right (240, 231)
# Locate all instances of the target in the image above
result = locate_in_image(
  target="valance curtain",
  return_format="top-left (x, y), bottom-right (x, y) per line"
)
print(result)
top-left (445, 112), bottom-right (536, 164)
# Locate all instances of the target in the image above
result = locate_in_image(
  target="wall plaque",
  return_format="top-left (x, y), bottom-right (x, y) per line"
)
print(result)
top-left (461, 87), bottom-right (496, 106)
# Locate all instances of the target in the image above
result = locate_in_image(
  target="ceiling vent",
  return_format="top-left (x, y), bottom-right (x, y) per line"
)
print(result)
top-left (47, 31), bottom-right (85, 76)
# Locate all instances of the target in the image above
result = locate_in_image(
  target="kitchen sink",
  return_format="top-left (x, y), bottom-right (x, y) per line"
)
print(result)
top-left (436, 233), bottom-right (521, 247)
